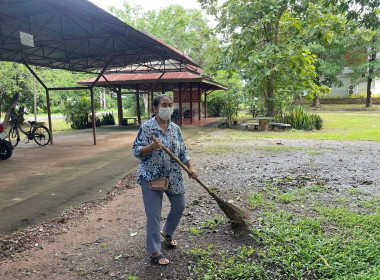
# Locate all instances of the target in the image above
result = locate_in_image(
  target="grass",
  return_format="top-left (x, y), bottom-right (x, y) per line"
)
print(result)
top-left (190, 200), bottom-right (380, 280)
top-left (235, 104), bottom-right (380, 141)
top-left (188, 171), bottom-right (380, 279)
top-left (235, 109), bottom-right (380, 141)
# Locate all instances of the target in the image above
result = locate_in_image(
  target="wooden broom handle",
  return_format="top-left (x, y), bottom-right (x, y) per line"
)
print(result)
top-left (151, 136), bottom-right (215, 196)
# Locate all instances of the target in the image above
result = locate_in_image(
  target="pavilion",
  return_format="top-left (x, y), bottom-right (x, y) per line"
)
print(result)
top-left (77, 63), bottom-right (227, 127)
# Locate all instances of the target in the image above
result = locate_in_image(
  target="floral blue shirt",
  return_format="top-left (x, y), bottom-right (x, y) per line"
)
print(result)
top-left (132, 117), bottom-right (190, 194)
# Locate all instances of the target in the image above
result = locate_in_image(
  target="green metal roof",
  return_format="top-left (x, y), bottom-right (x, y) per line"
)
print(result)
top-left (0, 0), bottom-right (198, 73)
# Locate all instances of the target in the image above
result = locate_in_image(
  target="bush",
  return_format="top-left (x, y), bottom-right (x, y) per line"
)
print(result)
top-left (207, 94), bottom-right (224, 117)
top-left (50, 105), bottom-right (64, 114)
top-left (63, 96), bottom-right (101, 129)
top-left (278, 106), bottom-right (323, 130)
top-left (101, 112), bottom-right (115, 125)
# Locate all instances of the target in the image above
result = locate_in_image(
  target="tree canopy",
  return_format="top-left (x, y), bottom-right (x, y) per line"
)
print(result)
top-left (109, 3), bottom-right (218, 68)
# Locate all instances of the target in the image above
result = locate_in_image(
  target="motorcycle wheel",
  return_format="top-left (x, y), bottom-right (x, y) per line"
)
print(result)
top-left (0, 141), bottom-right (13, 160)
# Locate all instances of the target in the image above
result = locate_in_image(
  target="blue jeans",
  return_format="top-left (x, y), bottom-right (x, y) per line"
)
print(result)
top-left (140, 177), bottom-right (185, 254)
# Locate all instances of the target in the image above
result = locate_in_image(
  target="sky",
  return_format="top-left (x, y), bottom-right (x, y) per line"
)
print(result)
top-left (88, 0), bottom-right (203, 13)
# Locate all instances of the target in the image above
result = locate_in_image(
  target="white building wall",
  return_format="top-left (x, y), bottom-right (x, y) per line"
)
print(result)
top-left (330, 67), bottom-right (380, 96)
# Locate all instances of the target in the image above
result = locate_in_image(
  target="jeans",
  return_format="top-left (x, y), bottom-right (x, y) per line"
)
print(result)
top-left (140, 177), bottom-right (185, 254)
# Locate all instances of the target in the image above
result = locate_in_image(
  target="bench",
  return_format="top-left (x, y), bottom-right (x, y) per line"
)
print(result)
top-left (122, 117), bottom-right (137, 126)
top-left (269, 122), bottom-right (291, 130)
top-left (240, 122), bottom-right (259, 130)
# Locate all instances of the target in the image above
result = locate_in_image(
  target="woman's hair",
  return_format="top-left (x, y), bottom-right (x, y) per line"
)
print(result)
top-left (153, 94), bottom-right (172, 107)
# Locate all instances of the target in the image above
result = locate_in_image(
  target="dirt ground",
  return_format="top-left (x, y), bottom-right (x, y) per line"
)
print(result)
top-left (0, 126), bottom-right (379, 279)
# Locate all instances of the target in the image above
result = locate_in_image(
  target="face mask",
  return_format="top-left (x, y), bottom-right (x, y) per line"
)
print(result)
top-left (158, 107), bottom-right (173, 121)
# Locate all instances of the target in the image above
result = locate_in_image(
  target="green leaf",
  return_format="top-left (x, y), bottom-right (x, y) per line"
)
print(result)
top-left (114, 253), bottom-right (123, 260)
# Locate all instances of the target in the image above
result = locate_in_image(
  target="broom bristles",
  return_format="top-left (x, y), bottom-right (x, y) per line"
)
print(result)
top-left (209, 191), bottom-right (252, 224)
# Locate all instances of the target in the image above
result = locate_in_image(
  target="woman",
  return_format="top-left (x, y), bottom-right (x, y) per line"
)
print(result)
top-left (132, 94), bottom-right (198, 265)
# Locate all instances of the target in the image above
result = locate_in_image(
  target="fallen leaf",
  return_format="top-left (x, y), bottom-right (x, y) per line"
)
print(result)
top-left (114, 253), bottom-right (123, 260)
top-left (130, 232), bottom-right (137, 237)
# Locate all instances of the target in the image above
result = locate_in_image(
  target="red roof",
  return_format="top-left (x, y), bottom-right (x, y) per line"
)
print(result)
top-left (78, 72), bottom-right (204, 84)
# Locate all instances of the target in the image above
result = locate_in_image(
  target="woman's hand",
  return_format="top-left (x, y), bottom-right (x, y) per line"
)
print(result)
top-left (188, 168), bottom-right (198, 180)
top-left (140, 138), bottom-right (162, 157)
top-left (185, 160), bottom-right (197, 179)
top-left (151, 137), bottom-right (162, 151)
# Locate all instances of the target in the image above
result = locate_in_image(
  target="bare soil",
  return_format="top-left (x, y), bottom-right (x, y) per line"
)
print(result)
top-left (0, 129), bottom-right (379, 280)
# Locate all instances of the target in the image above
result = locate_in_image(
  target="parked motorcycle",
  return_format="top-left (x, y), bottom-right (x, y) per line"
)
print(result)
top-left (0, 123), bottom-right (13, 160)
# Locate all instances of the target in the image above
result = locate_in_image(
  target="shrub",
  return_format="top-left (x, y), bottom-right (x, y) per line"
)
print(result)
top-left (101, 112), bottom-right (115, 125)
top-left (63, 96), bottom-right (101, 129)
top-left (278, 106), bottom-right (323, 130)
top-left (207, 94), bottom-right (224, 117)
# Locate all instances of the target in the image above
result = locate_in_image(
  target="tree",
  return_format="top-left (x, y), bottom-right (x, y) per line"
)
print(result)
top-left (348, 28), bottom-right (379, 107)
top-left (199, 0), bottom-right (329, 117)
top-left (329, 0), bottom-right (380, 107)
top-left (0, 62), bottom-right (34, 125)
top-left (109, 4), bottom-right (217, 68)
top-left (302, 3), bottom-right (350, 107)
top-left (212, 71), bottom-right (243, 126)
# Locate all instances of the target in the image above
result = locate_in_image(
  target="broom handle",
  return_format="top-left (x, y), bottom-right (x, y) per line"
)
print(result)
top-left (151, 136), bottom-right (215, 197)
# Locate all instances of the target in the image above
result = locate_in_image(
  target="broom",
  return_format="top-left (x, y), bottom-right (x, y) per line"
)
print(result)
top-left (152, 136), bottom-right (252, 224)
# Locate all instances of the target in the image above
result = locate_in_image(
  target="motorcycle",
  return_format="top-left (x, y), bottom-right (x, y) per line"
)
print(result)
top-left (0, 123), bottom-right (13, 160)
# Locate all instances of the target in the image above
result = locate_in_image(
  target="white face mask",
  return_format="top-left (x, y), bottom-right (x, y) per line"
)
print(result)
top-left (158, 107), bottom-right (173, 121)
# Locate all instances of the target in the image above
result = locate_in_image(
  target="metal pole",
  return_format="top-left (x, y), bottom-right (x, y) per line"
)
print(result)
top-left (89, 56), bottom-right (114, 145)
top-left (90, 87), bottom-right (96, 145)
top-left (46, 88), bottom-right (53, 145)
top-left (117, 86), bottom-right (122, 130)
top-left (33, 76), bottom-right (37, 122)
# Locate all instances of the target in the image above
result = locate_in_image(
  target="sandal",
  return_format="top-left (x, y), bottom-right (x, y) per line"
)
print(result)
top-left (160, 230), bottom-right (177, 248)
top-left (151, 253), bottom-right (170, 265)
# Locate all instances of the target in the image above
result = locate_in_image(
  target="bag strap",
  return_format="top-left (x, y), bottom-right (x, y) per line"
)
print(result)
top-left (170, 127), bottom-right (173, 152)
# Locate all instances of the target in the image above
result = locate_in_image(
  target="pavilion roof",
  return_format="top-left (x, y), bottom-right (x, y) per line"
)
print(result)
top-left (0, 0), bottom-right (198, 73)
top-left (77, 71), bottom-right (227, 91)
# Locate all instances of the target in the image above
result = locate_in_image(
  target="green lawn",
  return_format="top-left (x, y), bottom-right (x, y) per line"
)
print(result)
top-left (238, 107), bottom-right (380, 142)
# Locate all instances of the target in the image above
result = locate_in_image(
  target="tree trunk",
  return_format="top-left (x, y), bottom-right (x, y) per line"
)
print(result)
top-left (266, 83), bottom-right (274, 117)
top-left (366, 35), bottom-right (376, 108)
top-left (312, 95), bottom-right (321, 108)
top-left (366, 77), bottom-right (372, 107)
top-left (143, 93), bottom-right (149, 115)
